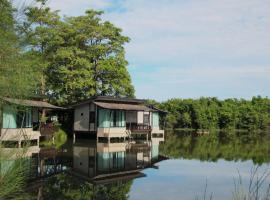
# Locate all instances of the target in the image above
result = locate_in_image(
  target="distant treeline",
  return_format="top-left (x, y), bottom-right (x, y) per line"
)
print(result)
top-left (151, 96), bottom-right (270, 130)
top-left (160, 130), bottom-right (270, 164)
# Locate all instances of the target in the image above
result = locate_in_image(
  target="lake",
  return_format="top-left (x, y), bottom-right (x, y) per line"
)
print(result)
top-left (24, 131), bottom-right (270, 199)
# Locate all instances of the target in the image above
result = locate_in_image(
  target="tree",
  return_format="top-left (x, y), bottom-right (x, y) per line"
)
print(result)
top-left (34, 173), bottom-right (132, 200)
top-left (19, 3), bottom-right (60, 96)
top-left (157, 97), bottom-right (270, 131)
top-left (0, 0), bottom-right (39, 99)
top-left (180, 112), bottom-right (192, 128)
top-left (0, 1), bottom-right (40, 199)
top-left (21, 4), bottom-right (135, 105)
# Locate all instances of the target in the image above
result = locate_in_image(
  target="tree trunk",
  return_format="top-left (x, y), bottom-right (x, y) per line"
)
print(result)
top-left (41, 73), bottom-right (46, 118)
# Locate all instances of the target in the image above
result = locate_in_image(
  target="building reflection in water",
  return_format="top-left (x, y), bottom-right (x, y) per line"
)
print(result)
top-left (0, 145), bottom-right (71, 179)
top-left (1, 135), bottom-right (165, 198)
top-left (72, 136), bottom-right (164, 182)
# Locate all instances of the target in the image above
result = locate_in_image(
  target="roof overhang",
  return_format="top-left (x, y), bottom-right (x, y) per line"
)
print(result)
top-left (150, 106), bottom-right (168, 114)
top-left (1, 97), bottom-right (65, 110)
top-left (94, 102), bottom-right (153, 111)
top-left (66, 96), bottom-right (145, 108)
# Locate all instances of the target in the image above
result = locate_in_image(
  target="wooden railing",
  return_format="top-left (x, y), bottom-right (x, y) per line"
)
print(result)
top-left (127, 123), bottom-right (152, 132)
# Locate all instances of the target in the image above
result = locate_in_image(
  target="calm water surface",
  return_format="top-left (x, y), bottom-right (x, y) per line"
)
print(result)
top-left (24, 131), bottom-right (270, 199)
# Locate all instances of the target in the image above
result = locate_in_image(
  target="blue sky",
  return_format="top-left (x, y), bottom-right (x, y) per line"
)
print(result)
top-left (129, 159), bottom-right (270, 200)
top-left (35, 0), bottom-right (270, 101)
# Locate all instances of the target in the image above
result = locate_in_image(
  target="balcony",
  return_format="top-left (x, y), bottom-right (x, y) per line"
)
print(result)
top-left (127, 123), bottom-right (152, 132)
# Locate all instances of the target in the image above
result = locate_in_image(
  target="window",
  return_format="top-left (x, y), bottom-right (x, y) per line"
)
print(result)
top-left (17, 109), bottom-right (32, 128)
top-left (152, 112), bottom-right (159, 128)
top-left (98, 109), bottom-right (110, 128)
top-left (2, 106), bottom-right (32, 129)
top-left (98, 109), bottom-right (125, 128)
top-left (97, 152), bottom-right (125, 172)
top-left (110, 110), bottom-right (125, 127)
top-left (143, 114), bottom-right (150, 124)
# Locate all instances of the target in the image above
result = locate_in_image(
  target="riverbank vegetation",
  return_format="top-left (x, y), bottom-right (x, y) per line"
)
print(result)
top-left (0, 148), bottom-right (31, 199)
top-left (154, 96), bottom-right (270, 131)
top-left (160, 130), bottom-right (270, 164)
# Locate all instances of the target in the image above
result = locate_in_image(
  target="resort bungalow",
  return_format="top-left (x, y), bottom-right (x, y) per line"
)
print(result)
top-left (70, 96), bottom-right (165, 141)
top-left (0, 97), bottom-right (63, 147)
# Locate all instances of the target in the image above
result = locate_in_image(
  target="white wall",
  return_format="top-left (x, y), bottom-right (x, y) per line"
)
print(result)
top-left (97, 142), bottom-right (126, 153)
top-left (73, 146), bottom-right (90, 174)
top-left (0, 128), bottom-right (40, 141)
top-left (90, 103), bottom-right (95, 111)
top-left (137, 111), bottom-right (144, 124)
top-left (97, 127), bottom-right (127, 138)
top-left (74, 104), bottom-right (90, 132)
top-left (137, 111), bottom-right (152, 124)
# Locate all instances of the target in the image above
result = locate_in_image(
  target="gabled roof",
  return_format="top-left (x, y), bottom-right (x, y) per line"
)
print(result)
top-left (95, 96), bottom-right (145, 103)
top-left (67, 96), bottom-right (168, 113)
top-left (94, 102), bottom-right (153, 111)
top-left (68, 96), bottom-right (145, 108)
top-left (147, 105), bottom-right (168, 114)
top-left (1, 97), bottom-right (64, 110)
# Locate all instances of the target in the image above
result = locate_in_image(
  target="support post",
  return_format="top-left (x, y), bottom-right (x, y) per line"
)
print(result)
top-left (73, 133), bottom-right (76, 144)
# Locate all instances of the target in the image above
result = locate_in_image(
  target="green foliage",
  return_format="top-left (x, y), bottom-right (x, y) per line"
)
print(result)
top-left (0, 1), bottom-right (41, 199)
top-left (160, 130), bottom-right (270, 164)
top-left (0, 150), bottom-right (31, 200)
top-left (38, 173), bottom-right (94, 200)
top-left (21, 4), bottom-right (135, 104)
top-left (41, 128), bottom-right (67, 149)
top-left (32, 173), bottom-right (132, 200)
top-left (54, 128), bottom-right (67, 148)
top-left (0, 0), bottom-right (40, 99)
top-left (157, 96), bottom-right (270, 131)
top-left (94, 181), bottom-right (132, 200)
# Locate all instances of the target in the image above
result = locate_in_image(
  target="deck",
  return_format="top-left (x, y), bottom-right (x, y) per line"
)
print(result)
top-left (127, 123), bottom-right (152, 132)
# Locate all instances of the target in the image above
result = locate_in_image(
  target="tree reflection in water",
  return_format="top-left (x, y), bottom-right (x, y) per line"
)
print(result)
top-left (31, 173), bottom-right (132, 200)
top-left (160, 130), bottom-right (270, 164)
top-left (25, 137), bottom-right (163, 200)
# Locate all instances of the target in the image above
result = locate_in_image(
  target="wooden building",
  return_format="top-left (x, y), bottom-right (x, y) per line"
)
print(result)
top-left (0, 97), bottom-right (64, 147)
top-left (69, 96), bottom-right (165, 141)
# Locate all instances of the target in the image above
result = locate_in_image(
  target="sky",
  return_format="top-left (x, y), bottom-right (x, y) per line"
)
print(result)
top-left (25, 0), bottom-right (270, 101)
top-left (129, 159), bottom-right (270, 200)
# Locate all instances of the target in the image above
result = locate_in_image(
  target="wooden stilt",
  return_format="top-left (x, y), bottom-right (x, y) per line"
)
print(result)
top-left (73, 133), bottom-right (76, 144)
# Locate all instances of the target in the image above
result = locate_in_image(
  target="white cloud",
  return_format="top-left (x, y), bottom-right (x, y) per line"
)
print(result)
top-left (15, 0), bottom-right (270, 100)
top-left (104, 0), bottom-right (270, 64)
top-left (48, 0), bottom-right (111, 16)
top-left (102, 0), bottom-right (270, 99)
top-left (132, 64), bottom-right (270, 100)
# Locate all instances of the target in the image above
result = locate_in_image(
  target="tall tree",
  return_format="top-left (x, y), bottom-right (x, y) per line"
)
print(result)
top-left (0, 0), bottom-right (40, 99)
top-left (19, 2), bottom-right (60, 97)
top-left (21, 4), bottom-right (135, 105)
top-left (0, 1), bottom-right (39, 199)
